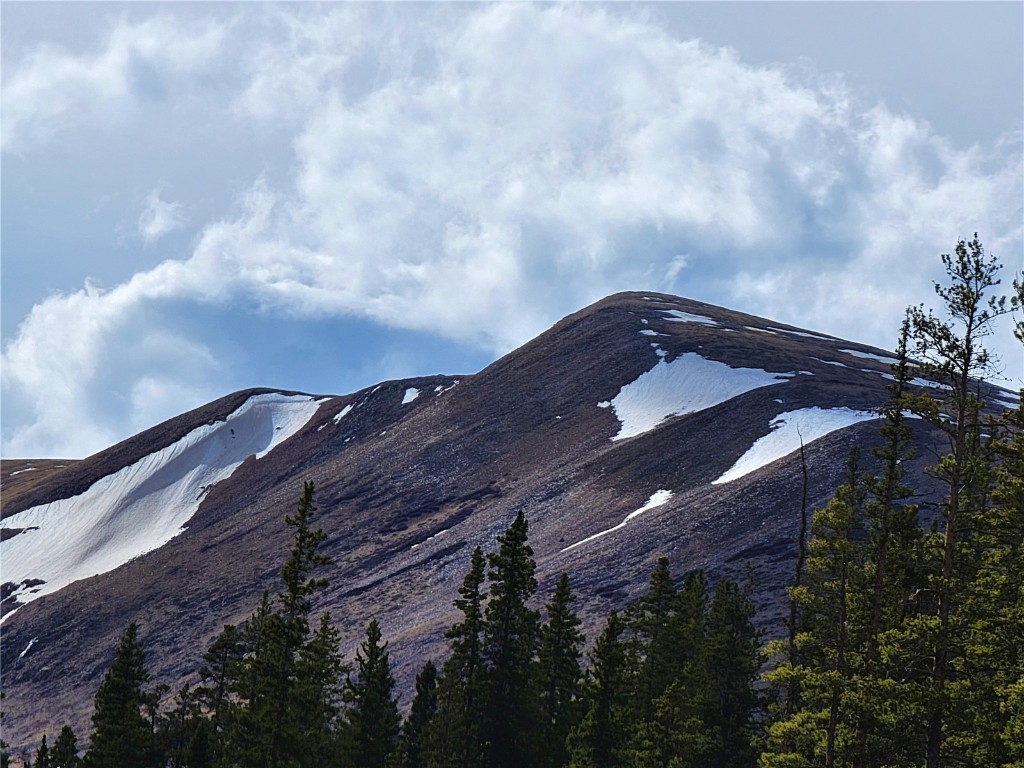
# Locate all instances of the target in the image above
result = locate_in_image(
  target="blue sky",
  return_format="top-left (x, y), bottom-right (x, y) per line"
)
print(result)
top-left (2, 2), bottom-right (1022, 459)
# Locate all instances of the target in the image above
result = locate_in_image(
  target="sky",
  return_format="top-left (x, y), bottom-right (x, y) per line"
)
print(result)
top-left (2, 1), bottom-right (1022, 460)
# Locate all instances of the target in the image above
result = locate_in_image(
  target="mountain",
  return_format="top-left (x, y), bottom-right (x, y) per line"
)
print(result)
top-left (1, 291), bottom-right (1016, 750)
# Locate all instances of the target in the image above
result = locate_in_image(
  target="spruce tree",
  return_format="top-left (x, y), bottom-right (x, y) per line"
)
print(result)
top-left (402, 661), bottom-right (438, 768)
top-left (296, 612), bottom-right (348, 766)
top-left (537, 573), bottom-right (585, 768)
top-left (423, 547), bottom-right (488, 768)
top-left (566, 609), bottom-right (630, 768)
top-left (224, 481), bottom-right (334, 768)
top-left (482, 511), bottom-right (542, 768)
top-left (33, 734), bottom-right (49, 768)
top-left (84, 622), bottom-right (154, 768)
top-left (344, 619), bottom-right (400, 768)
top-left (49, 726), bottom-right (80, 768)
top-left (704, 577), bottom-right (761, 768)
top-left (906, 234), bottom-right (1010, 768)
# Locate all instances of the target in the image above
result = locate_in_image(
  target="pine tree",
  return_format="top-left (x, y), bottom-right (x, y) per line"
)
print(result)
top-left (704, 577), bottom-right (762, 768)
top-left (626, 557), bottom-right (679, 723)
top-left (224, 481), bottom-right (334, 768)
top-left (537, 573), bottom-right (585, 768)
top-left (482, 511), bottom-right (542, 768)
top-left (402, 661), bottom-right (438, 768)
top-left (344, 619), bottom-right (400, 768)
top-left (423, 547), bottom-right (488, 768)
top-left (296, 612), bottom-right (348, 766)
top-left (566, 609), bottom-right (631, 768)
top-left (49, 726), bottom-right (80, 768)
top-left (33, 734), bottom-right (49, 768)
top-left (84, 622), bottom-right (154, 768)
top-left (906, 234), bottom-right (1010, 767)
top-left (195, 623), bottom-right (244, 765)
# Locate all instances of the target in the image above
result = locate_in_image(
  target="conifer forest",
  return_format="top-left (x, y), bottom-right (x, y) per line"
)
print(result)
top-left (7, 237), bottom-right (1023, 768)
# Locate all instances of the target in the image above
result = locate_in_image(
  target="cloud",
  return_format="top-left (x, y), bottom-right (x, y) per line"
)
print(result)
top-left (138, 189), bottom-right (187, 244)
top-left (1, 15), bottom-right (226, 153)
top-left (2, 4), bottom-right (1021, 457)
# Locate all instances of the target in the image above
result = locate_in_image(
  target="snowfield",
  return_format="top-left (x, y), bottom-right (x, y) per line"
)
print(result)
top-left (604, 353), bottom-right (793, 440)
top-left (0, 393), bottom-right (323, 617)
top-left (713, 407), bottom-right (879, 485)
top-left (562, 490), bottom-right (673, 552)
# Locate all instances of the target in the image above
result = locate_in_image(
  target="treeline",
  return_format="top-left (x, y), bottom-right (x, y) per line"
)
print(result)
top-left (12, 488), bottom-right (763, 768)
top-left (9, 236), bottom-right (1024, 768)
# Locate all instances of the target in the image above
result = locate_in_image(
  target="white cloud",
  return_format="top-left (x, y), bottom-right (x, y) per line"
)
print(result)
top-left (2, 4), bottom-right (1021, 457)
top-left (138, 189), bottom-right (187, 244)
top-left (1, 15), bottom-right (226, 153)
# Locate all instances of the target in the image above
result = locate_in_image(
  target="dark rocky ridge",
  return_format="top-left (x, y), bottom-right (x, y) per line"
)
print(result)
top-left (0, 291), bottom-right (975, 749)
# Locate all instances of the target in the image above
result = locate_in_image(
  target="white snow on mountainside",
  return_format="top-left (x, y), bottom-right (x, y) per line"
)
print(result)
top-left (600, 352), bottom-right (794, 441)
top-left (0, 393), bottom-right (323, 619)
top-left (714, 407), bottom-right (879, 485)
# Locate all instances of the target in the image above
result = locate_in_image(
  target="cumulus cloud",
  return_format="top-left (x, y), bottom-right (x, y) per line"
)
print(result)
top-left (1, 15), bottom-right (226, 152)
top-left (138, 189), bottom-right (187, 244)
top-left (2, 4), bottom-right (1021, 457)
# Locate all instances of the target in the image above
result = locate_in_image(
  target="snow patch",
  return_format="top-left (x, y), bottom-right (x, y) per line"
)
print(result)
top-left (840, 348), bottom-right (898, 365)
top-left (606, 353), bottom-right (793, 440)
top-left (662, 309), bottom-right (718, 326)
top-left (333, 403), bottom-right (354, 423)
top-left (745, 326), bottom-right (776, 335)
top-left (769, 327), bottom-right (835, 340)
top-left (0, 393), bottom-right (323, 614)
top-left (810, 357), bottom-right (847, 368)
top-left (18, 637), bottom-right (37, 660)
top-left (402, 388), bottom-right (421, 404)
top-left (10, 467), bottom-right (38, 476)
top-left (877, 372), bottom-right (951, 391)
top-left (562, 491), bottom-right (673, 552)
top-left (713, 407), bottom-right (878, 485)
top-left (411, 528), bottom-right (450, 550)
top-left (639, 329), bottom-right (663, 337)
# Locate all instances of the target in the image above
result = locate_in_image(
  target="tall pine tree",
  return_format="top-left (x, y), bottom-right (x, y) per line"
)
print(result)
top-left (84, 622), bottom-right (154, 768)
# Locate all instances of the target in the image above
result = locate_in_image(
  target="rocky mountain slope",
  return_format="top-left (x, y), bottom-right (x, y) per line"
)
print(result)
top-left (1, 291), bottom-right (1015, 749)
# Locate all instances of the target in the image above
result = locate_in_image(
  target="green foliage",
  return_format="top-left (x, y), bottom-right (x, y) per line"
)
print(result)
top-left (537, 573), bottom-right (585, 768)
top-left (401, 661), bottom-right (438, 768)
top-left (482, 511), bottom-right (542, 768)
top-left (84, 622), bottom-right (155, 768)
top-left (48, 726), bottom-right (80, 768)
top-left (344, 619), bottom-right (400, 768)
top-left (423, 546), bottom-right (488, 768)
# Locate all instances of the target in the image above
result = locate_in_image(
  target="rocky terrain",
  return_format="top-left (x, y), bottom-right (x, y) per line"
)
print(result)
top-left (3, 291), bottom-right (1013, 750)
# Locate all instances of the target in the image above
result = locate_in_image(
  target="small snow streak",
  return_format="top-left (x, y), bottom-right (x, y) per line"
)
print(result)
top-left (840, 348), bottom-right (898, 365)
top-left (562, 490), bottom-right (672, 553)
top-left (661, 309), bottom-right (718, 326)
top-left (332, 404), bottom-right (354, 423)
top-left (402, 388), bottom-right (421, 405)
top-left (18, 637), bottom-right (37, 660)
top-left (714, 407), bottom-right (878, 485)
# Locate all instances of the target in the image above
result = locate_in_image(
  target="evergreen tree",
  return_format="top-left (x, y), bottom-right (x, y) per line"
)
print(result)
top-left (224, 481), bottom-right (334, 768)
top-left (626, 557), bottom-right (679, 723)
top-left (195, 623), bottom-right (244, 766)
top-left (32, 734), bottom-right (49, 768)
top-left (402, 660), bottom-right (438, 768)
top-left (423, 547), bottom-right (488, 768)
top-left (704, 577), bottom-right (762, 768)
top-left (537, 573), bottom-right (585, 768)
top-left (296, 612), bottom-right (348, 766)
top-left (631, 570), bottom-right (712, 768)
top-left (84, 622), bottom-right (154, 768)
top-left (49, 726), bottom-right (80, 768)
top-left (482, 511), bottom-right (542, 768)
top-left (906, 234), bottom-right (1010, 768)
top-left (344, 619), bottom-right (400, 768)
top-left (566, 609), bottom-right (631, 768)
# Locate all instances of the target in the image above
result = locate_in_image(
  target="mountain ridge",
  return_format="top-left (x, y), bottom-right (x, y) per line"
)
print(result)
top-left (2, 290), bottom-right (1014, 750)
